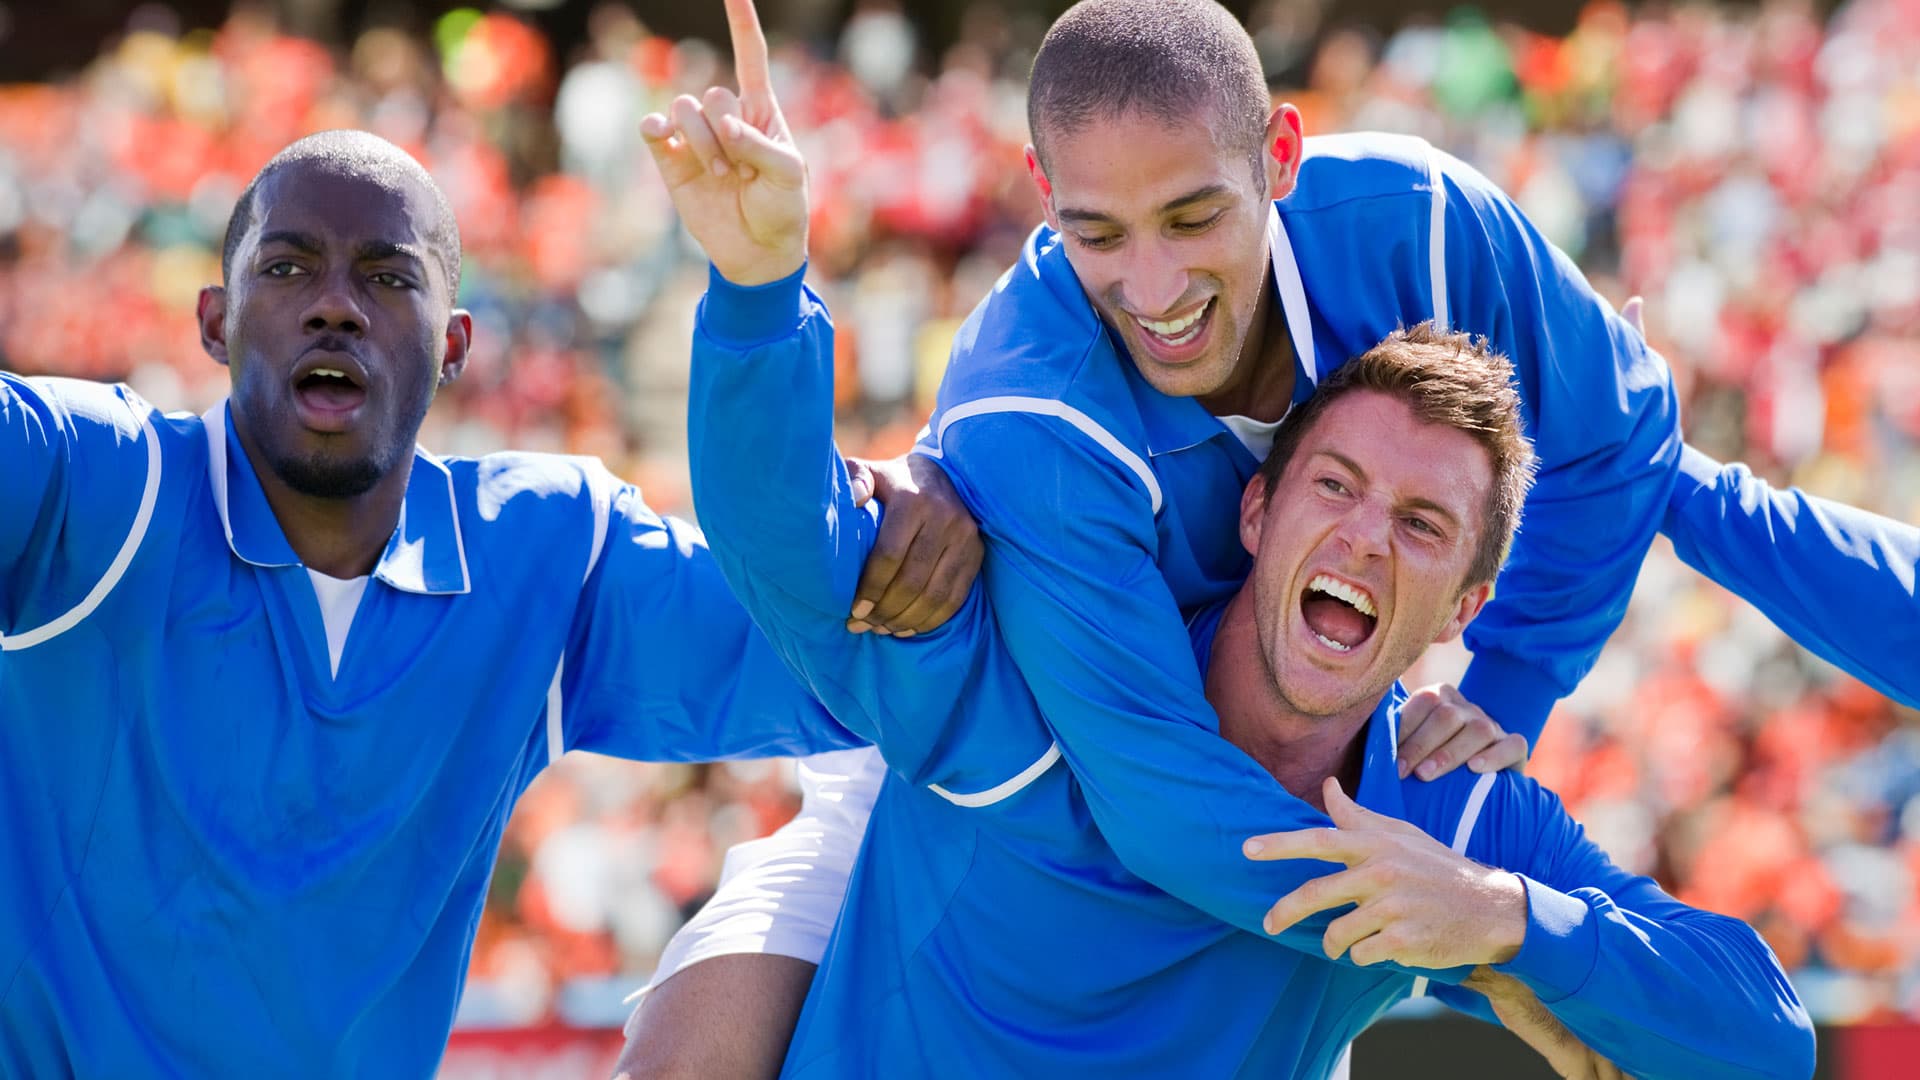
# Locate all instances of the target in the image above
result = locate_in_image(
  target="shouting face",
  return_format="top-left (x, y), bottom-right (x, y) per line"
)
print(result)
top-left (1238, 390), bottom-right (1495, 719)
top-left (201, 159), bottom-right (467, 500)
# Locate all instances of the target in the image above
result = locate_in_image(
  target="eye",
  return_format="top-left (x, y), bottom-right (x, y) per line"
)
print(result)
top-left (1404, 516), bottom-right (1442, 538)
top-left (1171, 212), bottom-right (1224, 235)
top-left (1316, 477), bottom-right (1349, 496)
top-left (370, 271), bottom-right (413, 289)
top-left (263, 261), bottom-right (305, 277)
top-left (1072, 232), bottom-right (1120, 251)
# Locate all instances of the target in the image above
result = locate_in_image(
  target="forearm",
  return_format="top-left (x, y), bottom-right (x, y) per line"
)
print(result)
top-left (686, 274), bottom-right (1048, 792)
top-left (1495, 878), bottom-right (1813, 1078)
top-left (1664, 443), bottom-right (1919, 707)
top-left (688, 264), bottom-right (865, 620)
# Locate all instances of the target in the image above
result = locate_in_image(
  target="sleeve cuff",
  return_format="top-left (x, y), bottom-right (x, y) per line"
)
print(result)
top-left (698, 261), bottom-right (811, 350)
top-left (1493, 874), bottom-right (1599, 1003)
top-left (1458, 653), bottom-right (1563, 749)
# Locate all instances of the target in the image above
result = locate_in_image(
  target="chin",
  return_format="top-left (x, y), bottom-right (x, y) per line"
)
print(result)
top-left (274, 450), bottom-right (388, 499)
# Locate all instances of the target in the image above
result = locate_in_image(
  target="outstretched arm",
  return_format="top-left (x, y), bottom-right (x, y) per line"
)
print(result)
top-left (1248, 775), bottom-right (1814, 1079)
top-left (1665, 444), bottom-right (1918, 707)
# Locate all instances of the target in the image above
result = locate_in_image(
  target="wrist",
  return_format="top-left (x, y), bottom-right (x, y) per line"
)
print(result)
top-left (715, 251), bottom-right (807, 289)
top-left (1485, 870), bottom-right (1528, 964)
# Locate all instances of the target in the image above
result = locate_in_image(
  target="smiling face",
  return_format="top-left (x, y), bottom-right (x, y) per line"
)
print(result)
top-left (1238, 390), bottom-right (1495, 719)
top-left (1032, 107), bottom-right (1296, 402)
top-left (201, 160), bottom-right (466, 499)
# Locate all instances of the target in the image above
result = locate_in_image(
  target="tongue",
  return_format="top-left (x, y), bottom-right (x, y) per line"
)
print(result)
top-left (300, 381), bottom-right (366, 410)
top-left (1302, 595), bottom-right (1373, 648)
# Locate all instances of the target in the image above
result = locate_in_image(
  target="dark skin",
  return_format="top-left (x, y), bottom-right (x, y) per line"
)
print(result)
top-left (196, 160), bottom-right (471, 578)
top-left (197, 148), bottom-right (981, 614)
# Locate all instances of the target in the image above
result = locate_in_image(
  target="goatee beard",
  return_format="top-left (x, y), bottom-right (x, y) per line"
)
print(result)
top-left (273, 451), bottom-right (387, 499)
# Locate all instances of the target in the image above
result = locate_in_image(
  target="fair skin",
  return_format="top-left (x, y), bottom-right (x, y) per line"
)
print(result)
top-left (1206, 389), bottom-right (1528, 968)
top-left (624, 3), bottom-right (1527, 1075)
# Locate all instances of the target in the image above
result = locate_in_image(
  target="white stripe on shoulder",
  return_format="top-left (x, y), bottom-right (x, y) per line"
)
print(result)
top-left (924, 396), bottom-right (1162, 514)
top-left (545, 655), bottom-right (566, 766)
top-left (583, 475), bottom-right (612, 585)
top-left (1409, 769), bottom-right (1498, 999)
top-left (1424, 142), bottom-right (1450, 329)
top-left (1450, 770), bottom-right (1498, 854)
top-left (927, 742), bottom-right (1061, 808)
top-left (2, 402), bottom-right (163, 652)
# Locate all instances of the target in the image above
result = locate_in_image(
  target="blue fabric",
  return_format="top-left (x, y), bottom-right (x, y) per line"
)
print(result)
top-left (688, 276), bottom-right (1810, 1080)
top-left (0, 373), bottom-right (857, 1076)
top-left (1664, 444), bottom-right (1918, 707)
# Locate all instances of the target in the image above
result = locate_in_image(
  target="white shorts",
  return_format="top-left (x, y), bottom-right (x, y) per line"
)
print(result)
top-left (623, 745), bottom-right (884, 1032)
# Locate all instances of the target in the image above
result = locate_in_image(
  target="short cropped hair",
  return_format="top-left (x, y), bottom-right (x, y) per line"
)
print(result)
top-left (221, 130), bottom-right (462, 304)
top-left (1027, 0), bottom-right (1272, 184)
top-left (1257, 323), bottom-right (1538, 589)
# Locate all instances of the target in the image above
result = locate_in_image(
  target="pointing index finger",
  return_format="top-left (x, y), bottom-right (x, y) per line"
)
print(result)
top-left (724, 0), bottom-right (774, 103)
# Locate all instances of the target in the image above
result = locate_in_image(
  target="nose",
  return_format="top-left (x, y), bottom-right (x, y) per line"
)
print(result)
top-left (1118, 236), bottom-right (1190, 317)
top-left (1333, 495), bottom-right (1393, 560)
top-left (301, 269), bottom-right (368, 335)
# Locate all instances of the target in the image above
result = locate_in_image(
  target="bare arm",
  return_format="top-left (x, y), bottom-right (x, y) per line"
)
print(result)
top-left (613, 955), bottom-right (815, 1080)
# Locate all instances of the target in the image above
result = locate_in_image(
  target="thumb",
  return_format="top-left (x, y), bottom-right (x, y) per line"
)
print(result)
top-left (1323, 777), bottom-right (1368, 827)
top-left (846, 459), bottom-right (874, 507)
top-left (717, 113), bottom-right (805, 189)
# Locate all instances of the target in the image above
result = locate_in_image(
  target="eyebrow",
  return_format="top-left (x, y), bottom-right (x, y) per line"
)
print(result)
top-left (1313, 449), bottom-right (1465, 531)
top-left (255, 231), bottom-right (424, 266)
top-left (1055, 183), bottom-right (1234, 226)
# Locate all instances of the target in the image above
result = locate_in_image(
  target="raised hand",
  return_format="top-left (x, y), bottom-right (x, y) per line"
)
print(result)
top-left (1243, 776), bottom-right (1528, 969)
top-left (640, 0), bottom-right (808, 286)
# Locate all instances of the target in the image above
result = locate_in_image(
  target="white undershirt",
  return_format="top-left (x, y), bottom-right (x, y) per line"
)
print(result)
top-left (1217, 412), bottom-right (1285, 460)
top-left (306, 569), bottom-right (370, 678)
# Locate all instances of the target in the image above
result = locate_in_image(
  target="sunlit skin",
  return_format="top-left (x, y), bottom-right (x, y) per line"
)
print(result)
top-left (196, 162), bottom-right (472, 578)
top-left (1205, 390), bottom-right (1494, 804)
top-left (1026, 104), bottom-right (1305, 422)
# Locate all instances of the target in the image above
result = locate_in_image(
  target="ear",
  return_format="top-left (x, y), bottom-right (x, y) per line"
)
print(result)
top-left (438, 309), bottom-right (473, 388)
top-left (1264, 103), bottom-right (1305, 201)
top-left (1024, 145), bottom-right (1058, 231)
top-left (1238, 472), bottom-right (1272, 557)
top-left (198, 286), bottom-right (230, 366)
top-left (1433, 580), bottom-right (1492, 645)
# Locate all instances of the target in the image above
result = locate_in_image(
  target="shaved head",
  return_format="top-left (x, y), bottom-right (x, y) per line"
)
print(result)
top-left (222, 130), bottom-right (462, 304)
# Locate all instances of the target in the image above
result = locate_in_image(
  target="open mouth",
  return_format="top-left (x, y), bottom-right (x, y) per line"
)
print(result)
top-left (290, 353), bottom-right (370, 430)
top-left (1300, 573), bottom-right (1378, 654)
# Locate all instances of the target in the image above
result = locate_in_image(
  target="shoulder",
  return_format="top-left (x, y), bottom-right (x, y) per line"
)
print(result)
top-left (938, 226), bottom-right (1127, 408)
top-left (442, 450), bottom-right (641, 569)
top-left (1288, 132), bottom-right (1444, 213)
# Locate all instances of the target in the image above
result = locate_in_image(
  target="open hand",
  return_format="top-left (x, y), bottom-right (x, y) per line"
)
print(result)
top-left (640, 0), bottom-right (807, 286)
top-left (1244, 776), bottom-right (1527, 968)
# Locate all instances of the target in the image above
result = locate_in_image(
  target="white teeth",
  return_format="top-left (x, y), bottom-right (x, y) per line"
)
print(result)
top-left (312, 368), bottom-right (348, 380)
top-left (1136, 300), bottom-right (1210, 343)
top-left (1307, 573), bottom-right (1377, 618)
top-left (1313, 631), bottom-right (1352, 653)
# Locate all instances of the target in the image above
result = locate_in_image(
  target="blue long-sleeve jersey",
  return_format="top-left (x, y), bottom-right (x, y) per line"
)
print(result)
top-left (872, 132), bottom-right (1678, 956)
top-left (0, 375), bottom-right (858, 1076)
top-left (1664, 444), bottom-right (1918, 706)
top-left (687, 268), bottom-right (1811, 1080)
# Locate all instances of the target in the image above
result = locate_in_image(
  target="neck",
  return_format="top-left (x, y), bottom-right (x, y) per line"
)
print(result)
top-left (1204, 587), bottom-right (1372, 811)
top-left (231, 420), bottom-right (405, 580)
top-left (1194, 265), bottom-right (1296, 423)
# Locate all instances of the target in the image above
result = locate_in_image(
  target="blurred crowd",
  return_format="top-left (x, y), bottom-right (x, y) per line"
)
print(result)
top-left (2, 0), bottom-right (1917, 1029)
